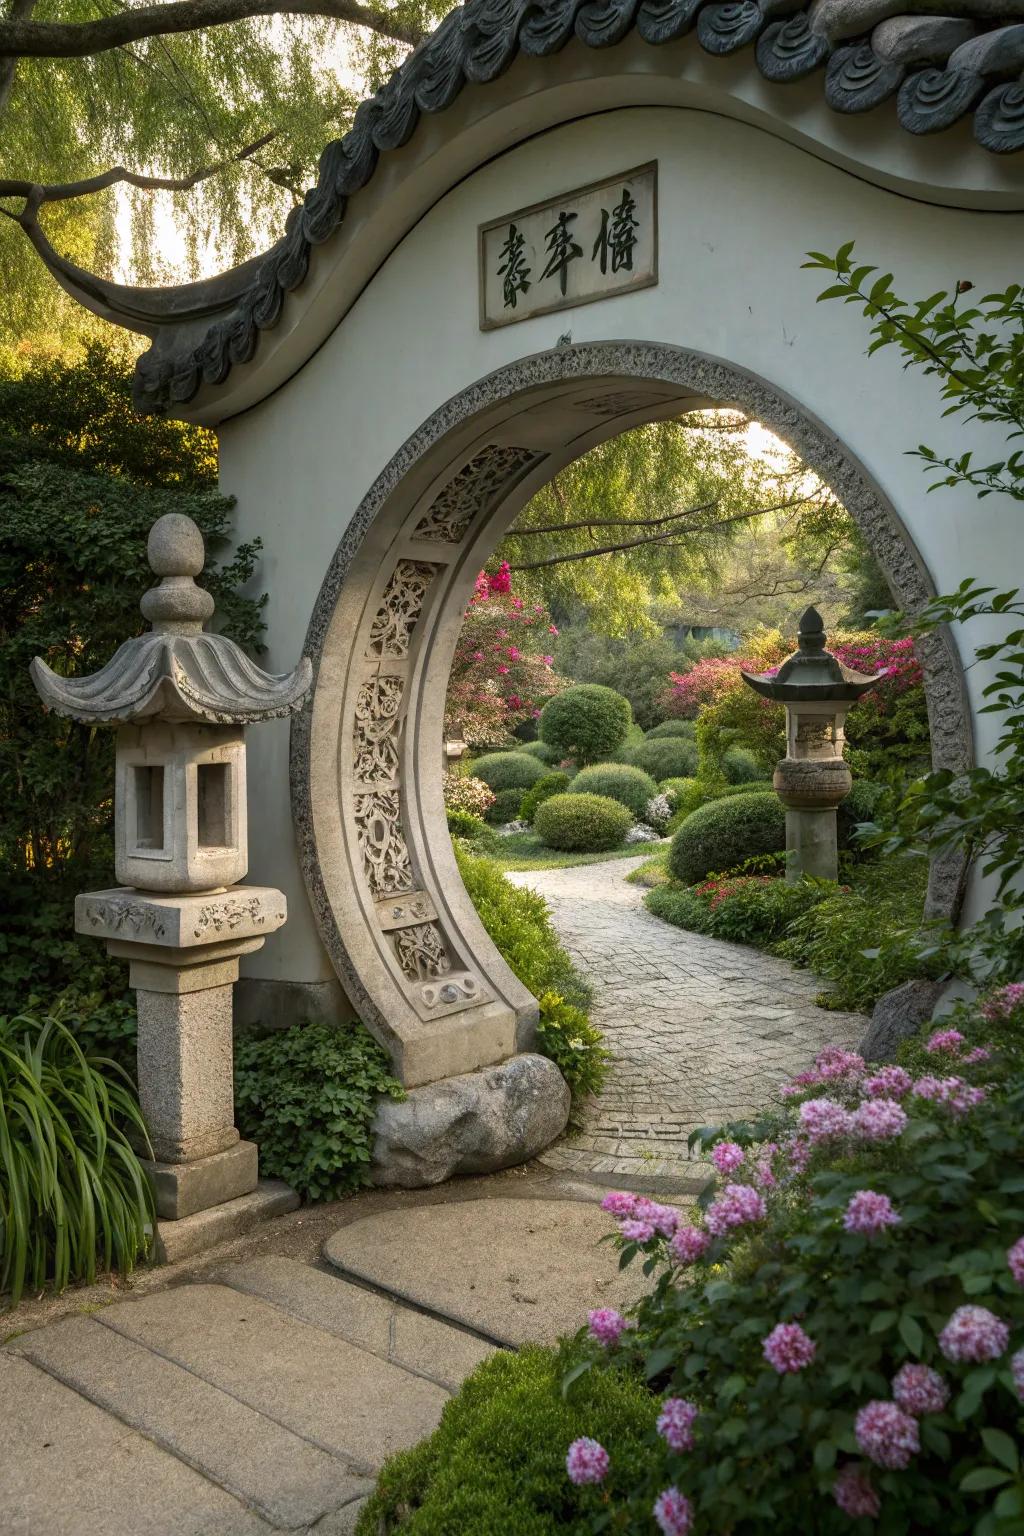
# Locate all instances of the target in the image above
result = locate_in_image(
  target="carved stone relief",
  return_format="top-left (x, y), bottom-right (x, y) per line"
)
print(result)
top-left (571, 389), bottom-right (665, 417)
top-left (354, 789), bottom-right (414, 896)
top-left (353, 674), bottom-right (404, 783)
top-left (394, 921), bottom-right (451, 981)
top-left (412, 445), bottom-right (538, 544)
top-left (367, 561), bottom-right (437, 658)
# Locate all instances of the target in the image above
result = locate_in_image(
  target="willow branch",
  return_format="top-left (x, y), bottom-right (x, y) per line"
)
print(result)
top-left (0, 0), bottom-right (423, 58)
top-left (511, 498), bottom-right (816, 568)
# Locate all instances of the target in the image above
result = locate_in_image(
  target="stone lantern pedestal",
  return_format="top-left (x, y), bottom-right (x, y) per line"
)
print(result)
top-left (32, 513), bottom-right (311, 1262)
top-left (742, 607), bottom-right (880, 885)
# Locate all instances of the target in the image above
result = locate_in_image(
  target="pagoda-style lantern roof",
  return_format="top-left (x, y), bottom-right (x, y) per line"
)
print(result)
top-left (31, 514), bottom-right (311, 725)
top-left (741, 606), bottom-right (882, 705)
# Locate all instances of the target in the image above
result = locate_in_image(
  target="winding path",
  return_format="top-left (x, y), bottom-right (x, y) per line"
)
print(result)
top-left (505, 855), bottom-right (867, 1191)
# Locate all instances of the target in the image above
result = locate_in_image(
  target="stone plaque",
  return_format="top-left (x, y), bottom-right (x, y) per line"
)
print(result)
top-left (479, 163), bottom-right (657, 330)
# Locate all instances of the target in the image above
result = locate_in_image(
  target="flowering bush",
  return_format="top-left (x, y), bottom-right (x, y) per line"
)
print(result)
top-left (644, 794), bottom-right (675, 835)
top-left (559, 1004), bottom-right (1024, 1534)
top-left (647, 872), bottom-right (830, 947)
top-left (442, 771), bottom-right (495, 819)
top-left (446, 567), bottom-right (563, 749)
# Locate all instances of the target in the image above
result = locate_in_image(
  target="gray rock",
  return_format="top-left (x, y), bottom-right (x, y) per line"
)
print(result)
top-left (859, 978), bottom-right (947, 1062)
top-left (370, 1053), bottom-right (570, 1188)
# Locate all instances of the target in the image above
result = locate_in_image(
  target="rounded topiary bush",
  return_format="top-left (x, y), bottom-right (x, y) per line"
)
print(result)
top-left (617, 736), bottom-right (698, 781)
top-left (485, 787), bottom-right (528, 825)
top-left (571, 762), bottom-right (659, 819)
top-left (519, 771), bottom-right (571, 824)
top-left (471, 750), bottom-right (546, 792)
top-left (722, 745), bottom-right (763, 784)
top-left (669, 789), bottom-right (786, 884)
top-left (661, 776), bottom-right (705, 818)
top-left (645, 719), bottom-right (697, 740)
top-left (519, 740), bottom-right (559, 766)
top-left (534, 792), bottom-right (632, 852)
top-left (539, 684), bottom-right (632, 766)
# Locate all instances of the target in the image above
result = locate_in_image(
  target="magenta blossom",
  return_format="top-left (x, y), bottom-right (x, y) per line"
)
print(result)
top-left (601, 1191), bottom-right (637, 1219)
top-left (566, 1437), bottom-right (608, 1485)
top-left (656, 1397), bottom-right (698, 1452)
top-left (851, 1098), bottom-right (908, 1142)
top-left (854, 1401), bottom-right (920, 1469)
top-left (634, 1198), bottom-right (680, 1238)
top-left (1008, 1236), bottom-right (1024, 1286)
top-left (587, 1308), bottom-right (630, 1348)
top-left (926, 1028), bottom-right (965, 1054)
top-left (799, 1097), bottom-right (853, 1143)
top-left (912, 1075), bottom-right (987, 1116)
top-left (815, 1045), bottom-right (866, 1081)
top-left (832, 1464), bottom-right (880, 1519)
top-left (762, 1322), bottom-right (817, 1373)
top-left (962, 1046), bottom-right (991, 1064)
top-left (1012, 1349), bottom-right (1024, 1403)
top-left (653, 1487), bottom-right (693, 1536)
top-left (620, 1218), bottom-right (655, 1243)
top-left (864, 1066), bottom-right (912, 1099)
top-left (980, 981), bottom-right (1024, 1022)
top-left (939, 1305), bottom-right (1010, 1363)
top-left (670, 1225), bottom-right (711, 1265)
top-left (843, 1190), bottom-right (901, 1235)
top-left (711, 1141), bottom-right (745, 1175)
top-left (892, 1364), bottom-right (949, 1416)
top-left (705, 1183), bottom-right (766, 1236)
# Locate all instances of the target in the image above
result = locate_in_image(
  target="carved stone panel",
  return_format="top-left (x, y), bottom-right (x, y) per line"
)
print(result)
top-left (353, 674), bottom-right (404, 784)
top-left (393, 921), bottom-right (451, 981)
top-left (366, 561), bottom-right (437, 658)
top-left (412, 445), bottom-right (539, 544)
top-left (354, 789), bottom-right (413, 896)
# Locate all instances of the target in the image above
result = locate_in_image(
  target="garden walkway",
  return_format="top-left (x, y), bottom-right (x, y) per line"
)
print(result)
top-left (506, 855), bottom-right (868, 1192)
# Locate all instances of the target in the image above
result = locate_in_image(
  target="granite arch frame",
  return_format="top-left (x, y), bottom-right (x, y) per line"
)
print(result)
top-left (291, 340), bottom-right (971, 1087)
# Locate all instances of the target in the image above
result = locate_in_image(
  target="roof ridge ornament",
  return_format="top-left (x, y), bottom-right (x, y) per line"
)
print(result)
top-left (741, 604), bottom-right (882, 700)
top-left (30, 513), bottom-right (312, 725)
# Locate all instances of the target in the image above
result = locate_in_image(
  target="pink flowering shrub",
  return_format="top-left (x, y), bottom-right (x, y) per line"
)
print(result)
top-left (445, 569), bottom-right (563, 748)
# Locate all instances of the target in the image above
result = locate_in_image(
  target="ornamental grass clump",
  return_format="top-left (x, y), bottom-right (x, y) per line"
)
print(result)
top-left (0, 1013), bottom-right (154, 1305)
top-left (558, 1001), bottom-right (1024, 1535)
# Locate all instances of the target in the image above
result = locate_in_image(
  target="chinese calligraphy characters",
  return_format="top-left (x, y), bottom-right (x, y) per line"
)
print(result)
top-left (497, 222), bottom-right (530, 310)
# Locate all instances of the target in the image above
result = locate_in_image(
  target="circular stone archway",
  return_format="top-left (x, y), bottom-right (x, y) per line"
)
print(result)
top-left (291, 342), bottom-right (971, 1087)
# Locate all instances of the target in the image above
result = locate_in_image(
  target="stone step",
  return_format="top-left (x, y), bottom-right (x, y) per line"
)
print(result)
top-left (14, 1314), bottom-right (372, 1531)
top-left (0, 1353), bottom-right (272, 1536)
top-left (91, 1282), bottom-right (448, 1474)
top-left (216, 1256), bottom-right (495, 1392)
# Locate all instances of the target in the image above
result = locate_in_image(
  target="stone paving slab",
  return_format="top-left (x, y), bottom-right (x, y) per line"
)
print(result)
top-left (324, 1196), bottom-right (650, 1347)
top-left (506, 857), bottom-right (867, 1187)
top-left (96, 1282), bottom-right (448, 1474)
top-left (0, 1353), bottom-right (273, 1536)
top-left (217, 1256), bottom-right (494, 1391)
top-left (14, 1313), bottom-right (372, 1530)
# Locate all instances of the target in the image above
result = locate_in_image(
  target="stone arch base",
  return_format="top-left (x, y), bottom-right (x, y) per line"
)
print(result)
top-left (291, 343), bottom-right (971, 1088)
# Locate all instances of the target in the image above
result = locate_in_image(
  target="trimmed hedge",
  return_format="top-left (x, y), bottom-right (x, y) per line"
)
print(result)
top-left (644, 719), bottom-right (696, 740)
top-left (534, 792), bottom-right (632, 852)
top-left (669, 789), bottom-right (786, 884)
top-left (485, 787), bottom-right (527, 825)
top-left (519, 771), bottom-right (571, 824)
top-left (721, 745), bottom-right (762, 784)
top-left (539, 684), bottom-right (632, 766)
top-left (570, 762), bottom-right (659, 819)
top-left (519, 740), bottom-right (560, 766)
top-left (471, 751), bottom-right (546, 792)
top-left (615, 736), bottom-right (698, 781)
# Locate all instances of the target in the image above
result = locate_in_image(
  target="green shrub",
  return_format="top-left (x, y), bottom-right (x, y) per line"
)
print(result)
top-left (645, 719), bottom-right (697, 740)
top-left (357, 1346), bottom-right (657, 1535)
top-left (446, 808), bottom-right (487, 840)
top-left (722, 745), bottom-right (762, 784)
top-left (519, 740), bottom-right (559, 766)
top-left (616, 736), bottom-right (698, 781)
top-left (716, 780), bottom-right (775, 799)
top-left (443, 771), bottom-right (495, 819)
top-left (485, 787), bottom-right (526, 825)
top-left (454, 847), bottom-right (603, 1104)
top-left (0, 1013), bottom-right (153, 1304)
top-left (838, 778), bottom-right (889, 852)
top-left (234, 1022), bottom-right (404, 1200)
top-left (539, 685), bottom-right (632, 766)
top-left (519, 772), bottom-right (571, 824)
top-left (669, 790), bottom-right (786, 884)
top-left (647, 873), bottom-right (832, 947)
top-left (471, 751), bottom-right (546, 792)
top-left (534, 793), bottom-right (632, 853)
top-left (570, 763), bottom-right (659, 819)
top-left (661, 776), bottom-right (703, 816)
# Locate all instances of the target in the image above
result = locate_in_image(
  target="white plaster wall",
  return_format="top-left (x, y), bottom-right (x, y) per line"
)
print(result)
top-left (219, 106), bottom-right (1024, 986)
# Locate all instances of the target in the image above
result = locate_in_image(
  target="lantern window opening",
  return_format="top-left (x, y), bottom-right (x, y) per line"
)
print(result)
top-left (132, 765), bottom-right (167, 854)
top-left (196, 762), bottom-right (233, 850)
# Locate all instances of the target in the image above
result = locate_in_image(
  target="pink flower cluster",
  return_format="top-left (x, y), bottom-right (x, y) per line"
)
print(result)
top-left (656, 1397), bottom-right (698, 1452)
top-left (843, 1190), bottom-right (901, 1235)
top-left (938, 1305), bottom-right (1009, 1363)
top-left (851, 1098), bottom-right (908, 1142)
top-left (784, 1047), bottom-right (865, 1096)
top-left (762, 1322), bottom-right (816, 1374)
top-left (653, 1487), bottom-right (693, 1535)
top-left (587, 1308), bottom-right (630, 1348)
top-left (892, 1363), bottom-right (949, 1416)
top-left (565, 1437), bottom-right (608, 1485)
top-left (705, 1183), bottom-right (766, 1236)
top-left (832, 1464), bottom-right (880, 1519)
top-left (711, 1141), bottom-right (745, 1175)
top-left (854, 1400), bottom-right (920, 1469)
top-left (1008, 1236), bottom-right (1024, 1286)
top-left (926, 1028), bottom-right (965, 1054)
top-left (864, 1065), bottom-right (912, 1099)
top-left (1013, 1349), bottom-right (1024, 1402)
top-left (799, 1097), bottom-right (853, 1143)
top-left (600, 1191), bottom-right (679, 1242)
top-left (911, 1076), bottom-right (987, 1116)
top-left (980, 981), bottom-right (1024, 1022)
top-left (670, 1226), bottom-right (711, 1265)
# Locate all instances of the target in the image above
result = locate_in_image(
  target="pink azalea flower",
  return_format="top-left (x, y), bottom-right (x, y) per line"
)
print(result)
top-left (472, 650), bottom-right (484, 661)
top-left (587, 1308), bottom-right (630, 1347)
top-left (892, 1363), bottom-right (949, 1416)
top-left (711, 1141), bottom-right (745, 1175)
top-left (549, 624), bottom-right (559, 635)
top-left (670, 1225), bottom-right (711, 1265)
top-left (653, 1487), bottom-right (693, 1535)
top-left (762, 1322), bottom-right (816, 1374)
top-left (851, 1099), bottom-right (908, 1142)
top-left (705, 1183), bottom-right (766, 1236)
top-left (620, 1219), bottom-right (656, 1243)
top-left (542, 655), bottom-right (554, 665)
top-left (633, 1198), bottom-right (679, 1237)
top-left (864, 1066), bottom-right (912, 1099)
top-left (656, 1397), bottom-right (698, 1451)
top-left (854, 1401), bottom-right (920, 1469)
top-left (799, 1097), bottom-right (853, 1143)
top-left (566, 1437), bottom-right (608, 1485)
top-left (832, 1464), bottom-right (880, 1519)
top-left (938, 1305), bottom-right (1010, 1363)
top-left (506, 646), bottom-right (521, 661)
top-left (843, 1190), bottom-right (901, 1235)
top-left (1008, 1236), bottom-right (1024, 1286)
top-left (601, 1191), bottom-right (637, 1218)
top-left (497, 665), bottom-right (510, 676)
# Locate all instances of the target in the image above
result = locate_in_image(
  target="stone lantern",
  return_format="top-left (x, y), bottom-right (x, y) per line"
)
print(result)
top-left (741, 607), bottom-right (880, 883)
top-left (31, 513), bottom-right (312, 1258)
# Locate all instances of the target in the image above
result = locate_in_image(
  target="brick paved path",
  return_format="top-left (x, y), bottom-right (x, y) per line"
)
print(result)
top-left (506, 856), bottom-right (867, 1191)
